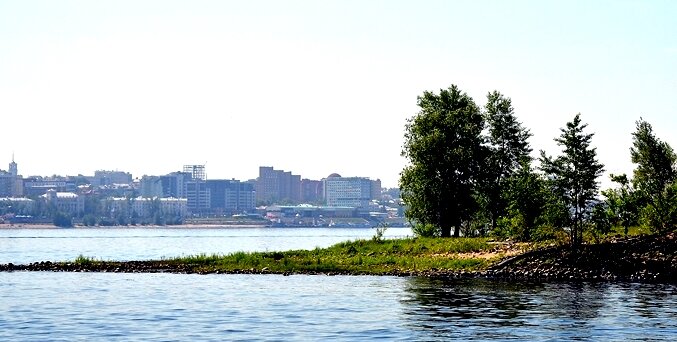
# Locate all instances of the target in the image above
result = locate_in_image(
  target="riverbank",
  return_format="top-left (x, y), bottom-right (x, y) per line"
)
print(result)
top-left (1, 232), bottom-right (674, 282)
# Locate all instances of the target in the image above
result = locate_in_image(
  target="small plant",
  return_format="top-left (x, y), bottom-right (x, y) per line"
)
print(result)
top-left (74, 254), bottom-right (94, 265)
top-left (372, 222), bottom-right (389, 242)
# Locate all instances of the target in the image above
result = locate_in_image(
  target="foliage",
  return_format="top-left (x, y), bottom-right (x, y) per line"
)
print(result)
top-left (168, 237), bottom-right (500, 274)
top-left (400, 85), bottom-right (486, 237)
top-left (601, 174), bottom-right (639, 236)
top-left (481, 91), bottom-right (532, 230)
top-left (411, 222), bottom-right (441, 238)
top-left (503, 159), bottom-right (547, 241)
top-left (540, 114), bottom-right (604, 246)
top-left (372, 223), bottom-right (389, 242)
top-left (590, 201), bottom-right (613, 242)
top-left (630, 119), bottom-right (677, 233)
top-left (631, 118), bottom-right (677, 197)
top-left (82, 214), bottom-right (97, 227)
top-left (53, 212), bottom-right (73, 228)
top-left (639, 182), bottom-right (677, 233)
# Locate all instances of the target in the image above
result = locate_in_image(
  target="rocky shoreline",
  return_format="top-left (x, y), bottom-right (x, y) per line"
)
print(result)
top-left (1, 232), bottom-right (675, 283)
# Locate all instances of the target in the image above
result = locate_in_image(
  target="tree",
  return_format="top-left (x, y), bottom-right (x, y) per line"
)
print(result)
top-left (540, 114), bottom-right (604, 246)
top-left (601, 174), bottom-right (639, 236)
top-left (481, 91), bottom-right (533, 230)
top-left (400, 85), bottom-right (486, 237)
top-left (53, 211), bottom-right (73, 228)
top-left (504, 159), bottom-right (547, 241)
top-left (630, 118), bottom-right (677, 233)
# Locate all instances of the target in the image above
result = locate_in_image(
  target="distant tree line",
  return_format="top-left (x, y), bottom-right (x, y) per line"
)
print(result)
top-left (400, 84), bottom-right (676, 245)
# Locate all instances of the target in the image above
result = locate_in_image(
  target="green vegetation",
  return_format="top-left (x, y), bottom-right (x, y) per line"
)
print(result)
top-left (54, 237), bottom-right (526, 275)
top-left (400, 84), bottom-right (677, 246)
top-left (166, 237), bottom-right (508, 274)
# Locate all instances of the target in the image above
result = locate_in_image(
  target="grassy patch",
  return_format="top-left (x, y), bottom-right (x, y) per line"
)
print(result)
top-left (165, 237), bottom-right (509, 275)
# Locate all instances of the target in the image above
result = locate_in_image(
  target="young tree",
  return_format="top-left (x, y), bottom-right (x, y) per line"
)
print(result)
top-left (601, 174), bottom-right (639, 236)
top-left (400, 85), bottom-right (486, 237)
top-left (540, 114), bottom-right (604, 246)
top-left (481, 91), bottom-right (533, 230)
top-left (504, 159), bottom-right (547, 241)
top-left (630, 118), bottom-right (677, 233)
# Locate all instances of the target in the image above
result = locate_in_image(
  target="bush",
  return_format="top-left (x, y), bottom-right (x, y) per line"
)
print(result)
top-left (411, 223), bottom-right (440, 237)
top-left (53, 212), bottom-right (73, 228)
top-left (82, 214), bottom-right (97, 227)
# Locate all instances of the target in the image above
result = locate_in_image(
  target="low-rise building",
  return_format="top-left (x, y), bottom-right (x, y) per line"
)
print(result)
top-left (42, 190), bottom-right (84, 216)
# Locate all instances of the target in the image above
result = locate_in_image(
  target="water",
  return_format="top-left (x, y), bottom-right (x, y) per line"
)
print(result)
top-left (0, 227), bottom-right (412, 264)
top-left (1, 228), bottom-right (676, 341)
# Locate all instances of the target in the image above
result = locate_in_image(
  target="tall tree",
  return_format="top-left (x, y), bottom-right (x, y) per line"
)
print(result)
top-left (630, 118), bottom-right (677, 232)
top-left (481, 91), bottom-right (532, 229)
top-left (540, 114), bottom-right (604, 246)
top-left (400, 85), bottom-right (485, 237)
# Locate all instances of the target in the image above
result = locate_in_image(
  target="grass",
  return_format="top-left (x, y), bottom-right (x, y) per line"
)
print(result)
top-left (162, 237), bottom-right (521, 275)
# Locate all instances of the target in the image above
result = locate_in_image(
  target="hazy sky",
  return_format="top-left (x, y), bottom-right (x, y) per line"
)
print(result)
top-left (1, 0), bottom-right (676, 188)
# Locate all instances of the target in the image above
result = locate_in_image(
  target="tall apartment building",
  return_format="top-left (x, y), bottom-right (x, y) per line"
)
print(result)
top-left (256, 166), bottom-right (301, 204)
top-left (159, 172), bottom-right (191, 198)
top-left (206, 179), bottom-right (256, 215)
top-left (323, 174), bottom-right (380, 208)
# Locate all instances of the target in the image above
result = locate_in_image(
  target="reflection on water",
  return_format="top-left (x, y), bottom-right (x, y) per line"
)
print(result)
top-left (401, 278), bottom-right (677, 341)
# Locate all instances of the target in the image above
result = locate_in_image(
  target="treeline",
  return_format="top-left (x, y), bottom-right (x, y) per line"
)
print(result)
top-left (400, 84), bottom-right (676, 245)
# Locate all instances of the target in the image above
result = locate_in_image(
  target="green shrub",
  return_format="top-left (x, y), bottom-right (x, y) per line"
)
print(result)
top-left (411, 223), bottom-right (440, 237)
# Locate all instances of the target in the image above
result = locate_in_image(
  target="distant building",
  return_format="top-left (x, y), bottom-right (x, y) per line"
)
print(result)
top-left (0, 197), bottom-right (35, 214)
top-left (206, 179), bottom-right (256, 215)
top-left (23, 177), bottom-right (76, 197)
top-left (0, 171), bottom-right (12, 197)
top-left (300, 179), bottom-right (322, 203)
top-left (159, 172), bottom-right (191, 198)
top-left (107, 197), bottom-right (187, 218)
top-left (42, 190), bottom-right (84, 216)
top-left (256, 166), bottom-right (301, 204)
top-left (323, 174), bottom-right (380, 208)
top-left (91, 170), bottom-right (132, 187)
top-left (139, 175), bottom-right (163, 198)
top-left (0, 156), bottom-right (21, 197)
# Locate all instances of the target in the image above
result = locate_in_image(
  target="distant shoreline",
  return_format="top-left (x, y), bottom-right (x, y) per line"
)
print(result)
top-left (0, 223), bottom-right (270, 229)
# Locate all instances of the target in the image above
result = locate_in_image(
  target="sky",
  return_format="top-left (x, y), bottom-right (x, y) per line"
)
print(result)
top-left (1, 0), bottom-right (676, 188)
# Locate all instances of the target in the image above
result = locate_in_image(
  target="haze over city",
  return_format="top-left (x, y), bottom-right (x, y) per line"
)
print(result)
top-left (1, 0), bottom-right (676, 188)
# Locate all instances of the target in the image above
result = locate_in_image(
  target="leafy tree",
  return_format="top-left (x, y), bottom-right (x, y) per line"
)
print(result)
top-left (53, 212), bottom-right (73, 228)
top-left (481, 91), bottom-right (533, 230)
top-left (540, 114), bottom-right (604, 246)
top-left (503, 159), bottom-right (547, 241)
top-left (601, 174), bottom-right (639, 236)
top-left (590, 201), bottom-right (613, 241)
top-left (630, 119), bottom-right (677, 233)
top-left (400, 85), bottom-right (486, 237)
top-left (82, 214), bottom-right (97, 227)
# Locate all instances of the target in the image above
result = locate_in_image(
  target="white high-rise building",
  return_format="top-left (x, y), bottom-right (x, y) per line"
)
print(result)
top-left (323, 174), bottom-right (378, 208)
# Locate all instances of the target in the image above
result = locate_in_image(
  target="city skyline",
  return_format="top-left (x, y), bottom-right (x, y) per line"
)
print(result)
top-left (1, 157), bottom-right (384, 188)
top-left (1, 1), bottom-right (676, 189)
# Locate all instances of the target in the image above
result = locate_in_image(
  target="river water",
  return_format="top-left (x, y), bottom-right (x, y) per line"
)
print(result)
top-left (1, 228), bottom-right (676, 341)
